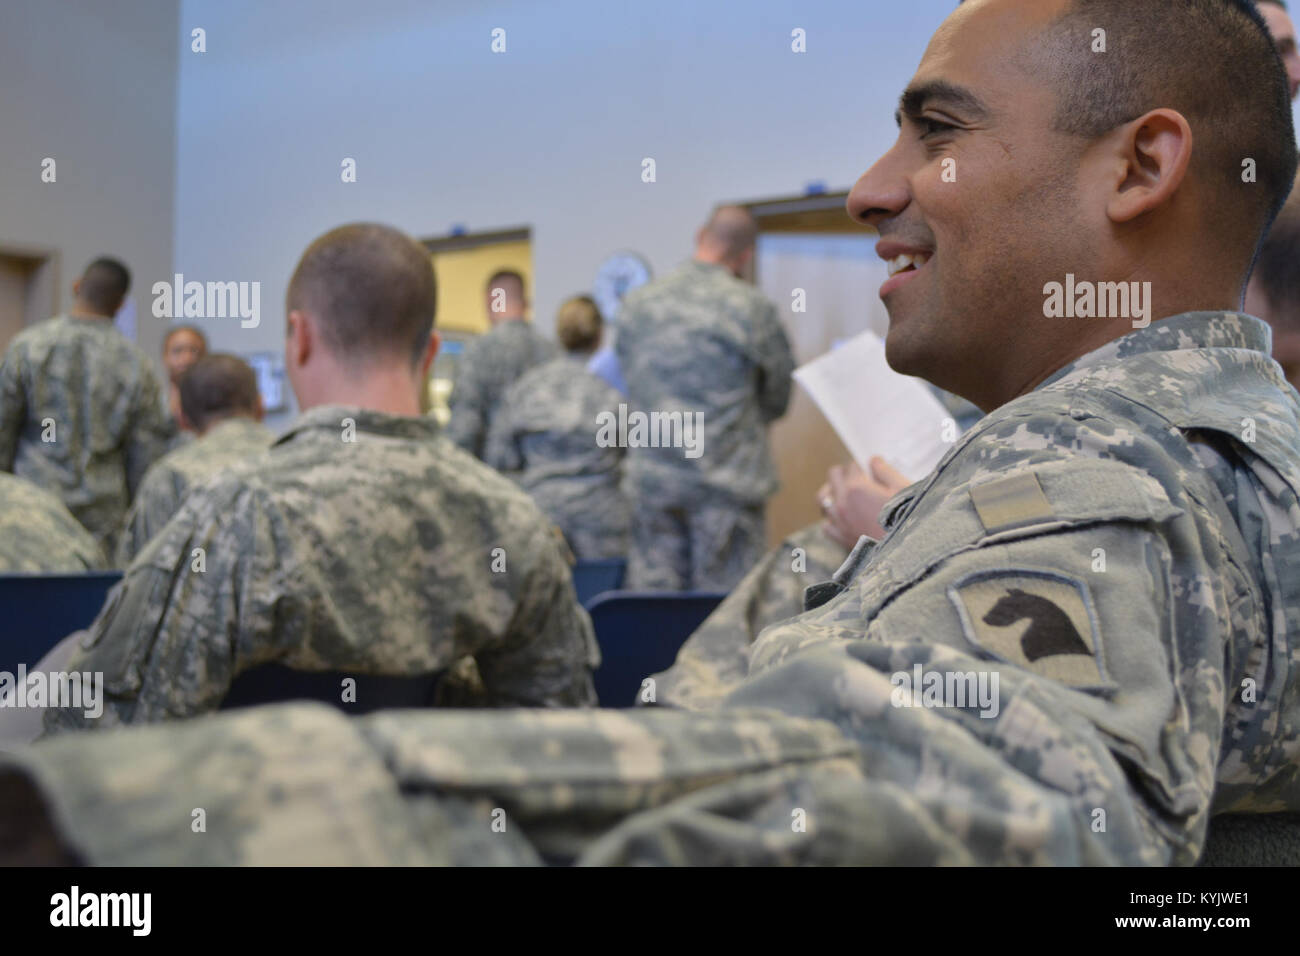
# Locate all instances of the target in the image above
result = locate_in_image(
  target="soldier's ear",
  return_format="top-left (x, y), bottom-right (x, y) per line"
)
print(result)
top-left (418, 331), bottom-right (441, 379)
top-left (1104, 108), bottom-right (1192, 226)
top-left (286, 310), bottom-right (312, 368)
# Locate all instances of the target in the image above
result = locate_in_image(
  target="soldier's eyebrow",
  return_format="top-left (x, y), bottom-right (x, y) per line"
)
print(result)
top-left (894, 80), bottom-right (991, 128)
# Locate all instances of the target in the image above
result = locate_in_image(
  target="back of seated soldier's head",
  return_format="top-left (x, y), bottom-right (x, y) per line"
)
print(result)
top-left (73, 257), bottom-right (131, 318)
top-left (284, 223), bottom-right (439, 410)
top-left (851, 0), bottom-right (1298, 413)
top-left (555, 295), bottom-right (603, 355)
top-left (1246, 174), bottom-right (1300, 389)
top-left (179, 353), bottom-right (264, 434)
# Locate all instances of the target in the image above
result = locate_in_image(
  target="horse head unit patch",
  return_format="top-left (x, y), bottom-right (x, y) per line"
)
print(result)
top-left (948, 568), bottom-right (1112, 691)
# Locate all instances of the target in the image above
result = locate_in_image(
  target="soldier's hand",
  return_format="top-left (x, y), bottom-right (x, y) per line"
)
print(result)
top-left (819, 456), bottom-right (912, 549)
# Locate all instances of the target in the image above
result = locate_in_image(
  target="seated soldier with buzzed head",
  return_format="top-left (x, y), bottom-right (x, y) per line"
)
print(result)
top-left (44, 223), bottom-right (598, 733)
top-left (116, 353), bottom-right (274, 566)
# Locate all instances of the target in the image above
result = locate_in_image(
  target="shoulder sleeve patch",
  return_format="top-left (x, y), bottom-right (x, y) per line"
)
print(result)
top-left (948, 568), bottom-right (1115, 692)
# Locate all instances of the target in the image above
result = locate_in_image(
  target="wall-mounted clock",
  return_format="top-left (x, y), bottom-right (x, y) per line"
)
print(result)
top-left (592, 251), bottom-right (652, 323)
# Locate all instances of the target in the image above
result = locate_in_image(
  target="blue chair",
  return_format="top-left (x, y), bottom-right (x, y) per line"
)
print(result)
top-left (0, 572), bottom-right (122, 675)
top-left (585, 590), bottom-right (725, 707)
top-left (572, 558), bottom-right (627, 608)
top-left (221, 664), bottom-right (442, 714)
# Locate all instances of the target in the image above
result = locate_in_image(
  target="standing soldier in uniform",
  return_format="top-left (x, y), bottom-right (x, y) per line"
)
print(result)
top-left (616, 206), bottom-right (795, 591)
top-left (0, 258), bottom-right (167, 557)
top-left (446, 269), bottom-right (556, 458)
top-left (485, 295), bottom-right (630, 561)
top-left (116, 353), bottom-right (273, 565)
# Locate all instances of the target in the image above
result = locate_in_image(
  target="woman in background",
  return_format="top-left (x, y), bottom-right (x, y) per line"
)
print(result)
top-left (485, 295), bottom-right (629, 561)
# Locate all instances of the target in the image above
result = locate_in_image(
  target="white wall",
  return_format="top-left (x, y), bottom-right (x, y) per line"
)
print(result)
top-left (174, 0), bottom-right (957, 421)
top-left (0, 0), bottom-right (178, 363)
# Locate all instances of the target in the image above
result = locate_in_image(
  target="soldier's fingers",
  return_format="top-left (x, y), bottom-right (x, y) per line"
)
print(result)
top-left (869, 455), bottom-right (912, 492)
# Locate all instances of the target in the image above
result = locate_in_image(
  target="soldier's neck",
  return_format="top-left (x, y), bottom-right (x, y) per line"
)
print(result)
top-left (297, 378), bottom-right (423, 419)
top-left (66, 306), bottom-right (113, 321)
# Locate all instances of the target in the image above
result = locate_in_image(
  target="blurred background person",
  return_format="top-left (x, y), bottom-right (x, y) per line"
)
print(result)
top-left (485, 294), bottom-right (630, 561)
top-left (1245, 172), bottom-right (1300, 392)
top-left (0, 257), bottom-right (167, 557)
top-left (446, 269), bottom-right (555, 458)
top-left (616, 206), bottom-right (795, 591)
top-left (159, 324), bottom-right (208, 447)
top-left (1260, 0), bottom-right (1300, 99)
top-left (117, 353), bottom-right (273, 565)
top-left (0, 472), bottom-right (106, 573)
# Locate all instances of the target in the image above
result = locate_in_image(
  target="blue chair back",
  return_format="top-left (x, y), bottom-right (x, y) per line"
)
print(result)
top-left (221, 664), bottom-right (442, 714)
top-left (586, 590), bottom-right (725, 707)
top-left (0, 572), bottom-right (122, 674)
top-left (572, 558), bottom-right (627, 608)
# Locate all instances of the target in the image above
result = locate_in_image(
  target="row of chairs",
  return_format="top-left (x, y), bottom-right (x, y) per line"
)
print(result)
top-left (0, 561), bottom-right (723, 709)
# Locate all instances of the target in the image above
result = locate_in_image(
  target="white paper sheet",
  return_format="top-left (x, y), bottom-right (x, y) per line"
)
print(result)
top-left (793, 330), bottom-right (954, 480)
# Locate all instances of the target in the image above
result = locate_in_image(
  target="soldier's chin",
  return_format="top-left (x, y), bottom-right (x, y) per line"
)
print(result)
top-left (881, 316), bottom-right (933, 379)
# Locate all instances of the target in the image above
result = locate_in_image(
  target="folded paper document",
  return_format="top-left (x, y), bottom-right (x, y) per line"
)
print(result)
top-left (793, 331), bottom-right (953, 479)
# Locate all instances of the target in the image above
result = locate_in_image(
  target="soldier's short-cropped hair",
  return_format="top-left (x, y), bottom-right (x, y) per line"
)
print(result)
top-left (286, 223), bottom-right (436, 365)
top-left (485, 269), bottom-right (525, 295)
top-left (179, 353), bottom-right (261, 432)
top-left (1035, 0), bottom-right (1297, 260)
top-left (78, 257), bottom-right (131, 315)
top-left (555, 295), bottom-right (604, 353)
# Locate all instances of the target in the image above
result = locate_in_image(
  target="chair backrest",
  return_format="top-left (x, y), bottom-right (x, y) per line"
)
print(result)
top-left (1198, 812), bottom-right (1300, 866)
top-left (221, 664), bottom-right (442, 714)
top-left (586, 590), bottom-right (725, 707)
top-left (0, 572), bottom-right (122, 674)
top-left (572, 558), bottom-right (627, 608)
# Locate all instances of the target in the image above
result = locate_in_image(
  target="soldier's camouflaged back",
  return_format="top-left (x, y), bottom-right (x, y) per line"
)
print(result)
top-left (116, 416), bottom-right (275, 566)
top-left (484, 355), bottom-right (629, 560)
top-left (0, 472), bottom-right (106, 573)
top-left (42, 404), bottom-right (599, 733)
top-left (446, 320), bottom-right (557, 459)
top-left (0, 316), bottom-right (169, 556)
top-left (614, 260), bottom-right (794, 505)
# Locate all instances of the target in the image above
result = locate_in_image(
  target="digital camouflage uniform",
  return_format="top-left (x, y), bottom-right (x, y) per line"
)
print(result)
top-left (41, 405), bottom-right (599, 733)
top-left (16, 312), bottom-right (1300, 865)
top-left (0, 472), bottom-right (106, 573)
top-left (484, 355), bottom-right (630, 561)
top-left (0, 315), bottom-right (168, 557)
top-left (116, 416), bottom-right (274, 566)
top-left (647, 523), bottom-right (848, 710)
top-left (615, 261), bottom-right (795, 591)
top-left (649, 393), bottom-right (981, 710)
top-left (446, 319), bottom-right (557, 459)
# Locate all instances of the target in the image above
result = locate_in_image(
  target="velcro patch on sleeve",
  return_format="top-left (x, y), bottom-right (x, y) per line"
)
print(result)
top-left (968, 471), bottom-right (1054, 533)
